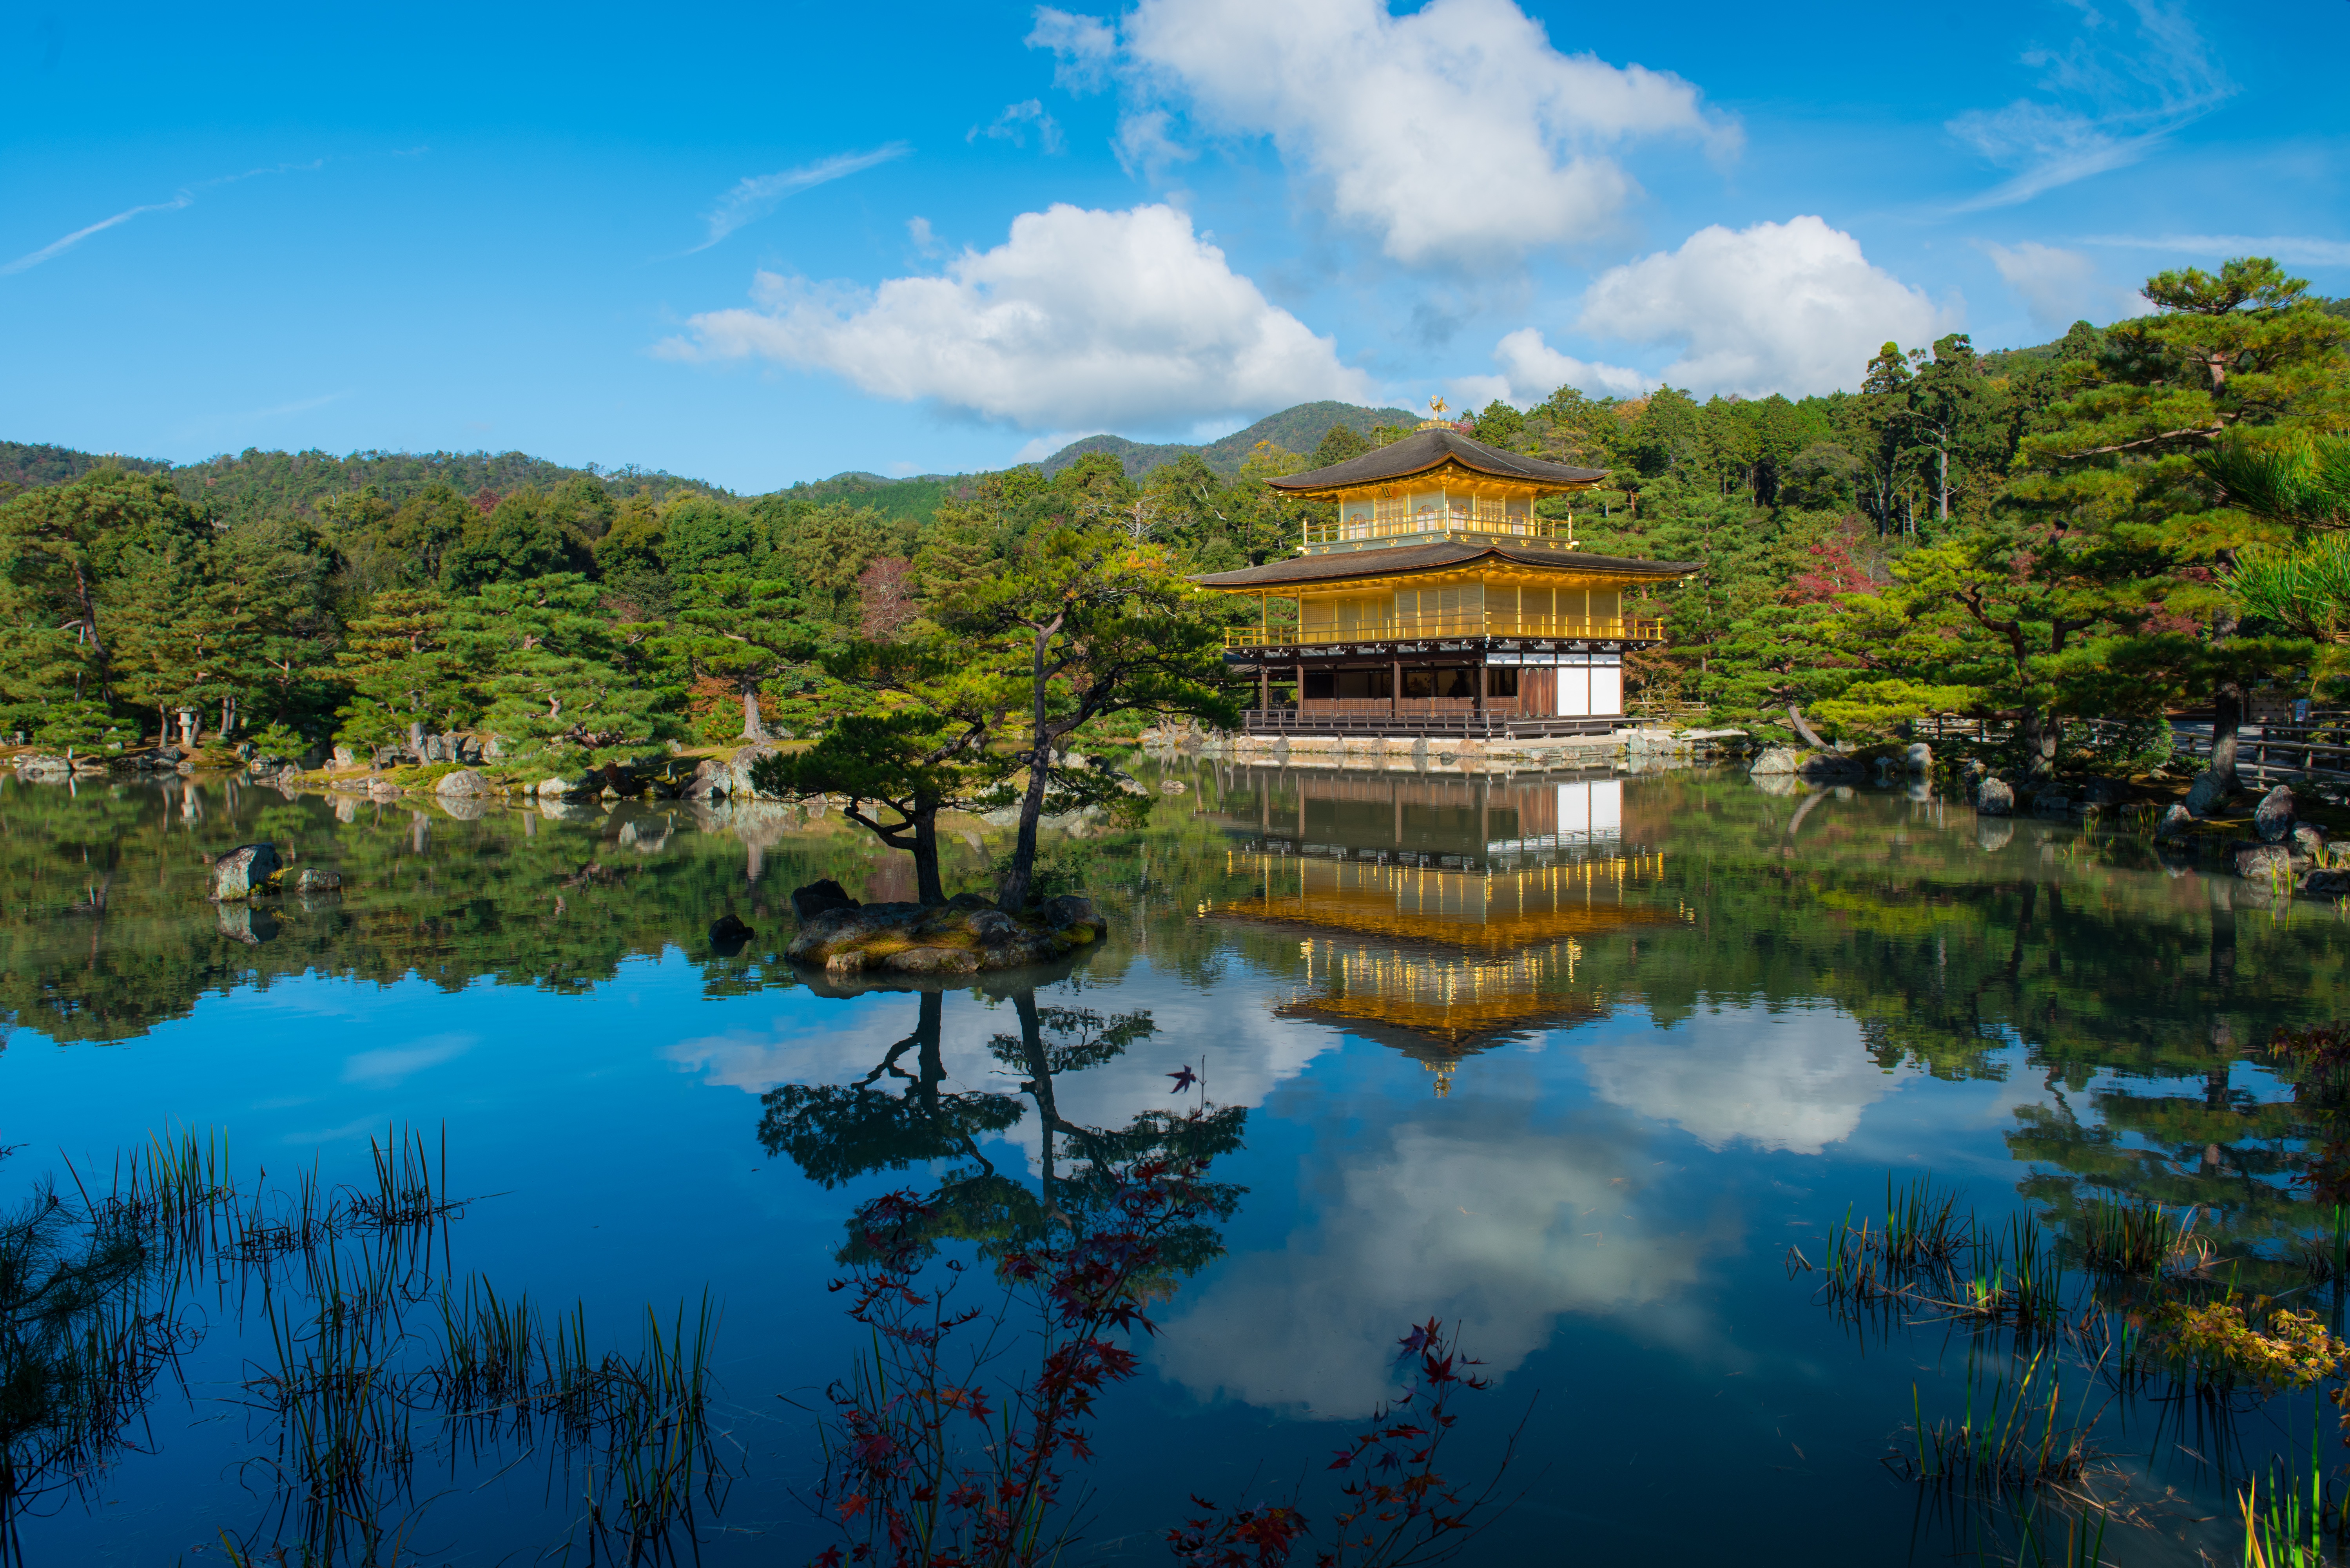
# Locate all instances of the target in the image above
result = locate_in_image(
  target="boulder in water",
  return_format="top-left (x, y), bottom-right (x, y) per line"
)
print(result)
top-left (1976, 778), bottom-right (2015, 816)
top-left (436, 768), bottom-right (489, 798)
top-left (2255, 785), bottom-right (2296, 843)
top-left (212, 843), bottom-right (281, 901)
top-left (2183, 770), bottom-right (2230, 817)
top-left (791, 879), bottom-right (859, 920)
top-left (2236, 843), bottom-right (2294, 881)
top-left (294, 867), bottom-right (342, 892)
top-left (1904, 742), bottom-right (1933, 775)
top-left (709, 913), bottom-right (756, 957)
top-left (2156, 804), bottom-right (2194, 842)
top-left (1750, 746), bottom-right (1801, 776)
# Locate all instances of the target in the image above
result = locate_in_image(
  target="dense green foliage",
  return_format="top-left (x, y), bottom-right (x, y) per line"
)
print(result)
top-left (5, 257), bottom-right (2341, 791)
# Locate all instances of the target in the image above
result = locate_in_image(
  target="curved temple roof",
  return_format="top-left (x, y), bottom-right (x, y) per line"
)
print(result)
top-left (1191, 539), bottom-right (1698, 589)
top-left (1267, 427), bottom-right (1607, 494)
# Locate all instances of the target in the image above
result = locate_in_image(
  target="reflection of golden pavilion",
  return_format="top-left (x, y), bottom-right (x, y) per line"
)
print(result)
top-left (1204, 771), bottom-right (1678, 1093)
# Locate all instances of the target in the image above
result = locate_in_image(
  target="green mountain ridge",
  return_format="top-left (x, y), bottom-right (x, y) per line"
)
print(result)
top-left (1, 400), bottom-right (1423, 528)
top-left (1039, 399), bottom-right (1423, 481)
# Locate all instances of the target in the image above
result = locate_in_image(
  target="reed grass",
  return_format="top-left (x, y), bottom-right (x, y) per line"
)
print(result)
top-left (2076, 1194), bottom-right (2205, 1277)
top-left (7, 1125), bottom-right (724, 1566)
top-left (1892, 1345), bottom-right (2103, 1496)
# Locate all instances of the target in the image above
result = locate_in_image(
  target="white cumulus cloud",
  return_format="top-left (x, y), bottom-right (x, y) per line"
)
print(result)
top-left (1978, 240), bottom-right (2148, 334)
top-left (1040, 0), bottom-right (1736, 269)
top-left (659, 202), bottom-right (1372, 430)
top-left (1485, 325), bottom-right (1652, 405)
top-left (1576, 215), bottom-right (1956, 398)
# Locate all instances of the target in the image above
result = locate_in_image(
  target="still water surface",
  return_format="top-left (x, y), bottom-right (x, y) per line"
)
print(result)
top-left (3, 760), bottom-right (2346, 1563)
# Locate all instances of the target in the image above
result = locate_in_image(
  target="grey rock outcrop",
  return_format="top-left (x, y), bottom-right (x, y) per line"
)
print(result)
top-left (2290, 822), bottom-right (2328, 861)
top-left (791, 879), bottom-right (859, 920)
top-left (1976, 778), bottom-right (2015, 816)
top-left (1904, 742), bottom-right (1933, 775)
top-left (212, 843), bottom-right (282, 901)
top-left (2156, 804), bottom-right (2194, 842)
top-left (1976, 819), bottom-right (2015, 853)
top-left (727, 744), bottom-right (782, 800)
top-left (787, 896), bottom-right (1109, 975)
top-left (1750, 746), bottom-right (1801, 776)
top-left (2236, 843), bottom-right (2294, 881)
top-left (436, 768), bottom-right (489, 798)
top-left (2306, 869), bottom-right (2350, 898)
top-left (2255, 785), bottom-right (2296, 844)
top-left (294, 867), bottom-right (342, 892)
top-left (2183, 770), bottom-right (2230, 817)
top-left (537, 768), bottom-right (602, 798)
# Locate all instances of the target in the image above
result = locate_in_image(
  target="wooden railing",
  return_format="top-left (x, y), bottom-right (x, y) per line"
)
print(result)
top-left (1228, 614), bottom-right (1664, 648)
top-left (1303, 507), bottom-right (1575, 545)
top-left (1240, 708), bottom-right (1619, 739)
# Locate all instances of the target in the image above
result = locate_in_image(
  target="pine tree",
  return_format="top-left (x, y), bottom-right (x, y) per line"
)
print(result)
top-left (334, 588), bottom-right (468, 751)
top-left (456, 575), bottom-right (683, 768)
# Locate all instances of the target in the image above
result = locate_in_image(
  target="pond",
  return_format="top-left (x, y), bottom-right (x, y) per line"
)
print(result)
top-left (2, 758), bottom-right (2346, 1565)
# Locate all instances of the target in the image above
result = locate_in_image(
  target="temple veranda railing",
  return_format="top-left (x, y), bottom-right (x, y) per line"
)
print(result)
top-left (1225, 611), bottom-right (1666, 648)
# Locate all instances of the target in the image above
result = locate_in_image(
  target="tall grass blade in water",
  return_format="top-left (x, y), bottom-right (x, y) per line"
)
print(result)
top-left (2076, 1195), bottom-right (2203, 1277)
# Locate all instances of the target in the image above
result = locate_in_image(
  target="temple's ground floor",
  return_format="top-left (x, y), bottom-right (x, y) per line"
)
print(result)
top-left (1231, 641), bottom-right (1628, 737)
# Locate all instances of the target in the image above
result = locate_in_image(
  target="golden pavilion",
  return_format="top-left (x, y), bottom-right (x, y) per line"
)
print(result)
top-left (1192, 412), bottom-right (1697, 737)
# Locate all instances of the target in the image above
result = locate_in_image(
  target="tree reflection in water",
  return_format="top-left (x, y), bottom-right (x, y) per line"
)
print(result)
top-left (762, 979), bottom-right (1516, 1567)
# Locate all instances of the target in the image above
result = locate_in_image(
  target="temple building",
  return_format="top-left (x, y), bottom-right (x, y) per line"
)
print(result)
top-left (1192, 417), bottom-right (1698, 737)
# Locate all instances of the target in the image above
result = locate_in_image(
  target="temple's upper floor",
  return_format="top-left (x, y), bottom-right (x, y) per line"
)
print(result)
top-left (1266, 426), bottom-right (1608, 557)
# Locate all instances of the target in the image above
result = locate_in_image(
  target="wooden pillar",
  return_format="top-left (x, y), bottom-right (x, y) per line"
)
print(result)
top-left (1258, 664), bottom-right (1268, 712)
top-left (1391, 656), bottom-right (1401, 720)
top-left (1293, 660), bottom-right (1304, 714)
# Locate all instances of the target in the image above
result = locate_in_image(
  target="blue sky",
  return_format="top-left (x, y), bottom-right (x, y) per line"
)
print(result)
top-left (2, 0), bottom-right (2343, 492)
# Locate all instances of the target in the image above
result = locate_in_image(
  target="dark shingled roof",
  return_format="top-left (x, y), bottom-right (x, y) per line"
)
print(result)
top-left (1266, 427), bottom-right (1607, 492)
top-left (1191, 540), bottom-right (1698, 589)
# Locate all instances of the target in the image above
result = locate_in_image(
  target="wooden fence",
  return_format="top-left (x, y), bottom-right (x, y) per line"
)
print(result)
top-left (1916, 710), bottom-right (2350, 789)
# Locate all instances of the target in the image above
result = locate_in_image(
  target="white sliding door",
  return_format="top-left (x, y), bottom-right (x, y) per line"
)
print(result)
top-left (1590, 663), bottom-right (1622, 716)
top-left (1554, 663), bottom-right (1590, 716)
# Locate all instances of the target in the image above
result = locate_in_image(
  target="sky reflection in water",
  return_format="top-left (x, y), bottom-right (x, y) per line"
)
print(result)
top-left (0, 760), bottom-right (2344, 1564)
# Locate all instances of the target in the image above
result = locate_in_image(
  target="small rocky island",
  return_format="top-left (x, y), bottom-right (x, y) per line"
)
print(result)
top-left (782, 881), bottom-right (1108, 976)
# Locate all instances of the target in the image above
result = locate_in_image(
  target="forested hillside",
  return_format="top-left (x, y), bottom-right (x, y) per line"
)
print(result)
top-left (3, 263), bottom-right (2344, 784)
top-left (1041, 398), bottom-right (1421, 480)
top-left (0, 441), bottom-right (169, 492)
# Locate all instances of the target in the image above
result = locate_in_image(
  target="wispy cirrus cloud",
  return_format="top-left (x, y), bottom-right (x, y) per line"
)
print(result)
top-left (2076, 232), bottom-right (2350, 269)
top-left (2, 159), bottom-right (323, 277)
top-left (691, 143), bottom-right (911, 253)
top-left (968, 100), bottom-right (1064, 154)
top-left (1946, 0), bottom-right (2232, 211)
